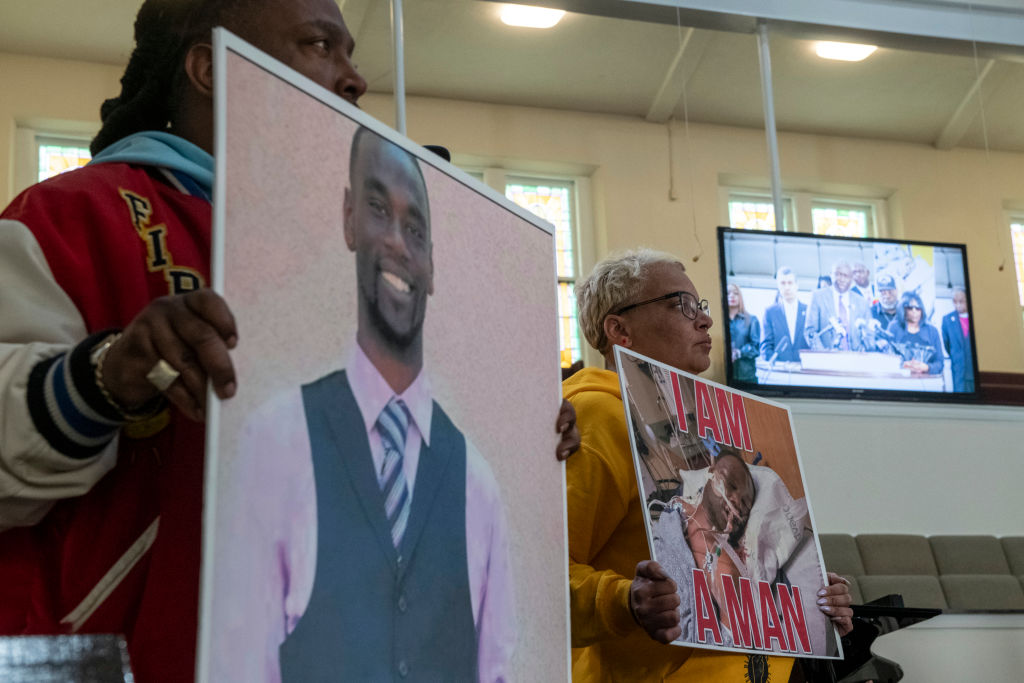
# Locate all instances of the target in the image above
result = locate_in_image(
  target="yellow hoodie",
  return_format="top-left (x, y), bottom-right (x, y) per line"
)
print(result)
top-left (564, 367), bottom-right (793, 682)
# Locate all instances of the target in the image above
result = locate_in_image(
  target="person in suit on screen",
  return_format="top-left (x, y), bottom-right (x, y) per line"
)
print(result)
top-left (760, 266), bottom-right (808, 363)
top-left (804, 260), bottom-right (870, 351)
top-left (851, 261), bottom-right (872, 300)
top-left (940, 287), bottom-right (974, 392)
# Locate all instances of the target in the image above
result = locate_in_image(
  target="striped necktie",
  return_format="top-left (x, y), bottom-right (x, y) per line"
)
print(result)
top-left (377, 398), bottom-right (411, 549)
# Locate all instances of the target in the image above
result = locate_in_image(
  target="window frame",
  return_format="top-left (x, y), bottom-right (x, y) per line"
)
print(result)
top-left (464, 165), bottom-right (596, 369)
top-left (725, 191), bottom-right (796, 231)
top-left (722, 186), bottom-right (888, 238)
top-left (809, 197), bottom-right (878, 238)
top-left (34, 135), bottom-right (93, 183)
top-left (13, 126), bottom-right (95, 198)
top-left (1007, 214), bottom-right (1024, 325)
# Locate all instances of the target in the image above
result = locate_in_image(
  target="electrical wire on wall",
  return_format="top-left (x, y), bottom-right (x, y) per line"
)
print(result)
top-left (390, 0), bottom-right (407, 135)
top-left (967, 2), bottom-right (1010, 275)
top-left (671, 6), bottom-right (703, 263)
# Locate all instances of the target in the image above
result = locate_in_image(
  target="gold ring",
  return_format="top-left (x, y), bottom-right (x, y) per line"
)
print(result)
top-left (145, 358), bottom-right (180, 392)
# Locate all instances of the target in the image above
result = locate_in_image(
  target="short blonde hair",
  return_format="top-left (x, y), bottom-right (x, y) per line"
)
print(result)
top-left (576, 248), bottom-right (685, 355)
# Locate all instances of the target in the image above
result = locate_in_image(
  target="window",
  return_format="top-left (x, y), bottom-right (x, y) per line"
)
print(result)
top-left (1010, 221), bottom-right (1024, 313)
top-left (36, 137), bottom-right (91, 182)
top-left (12, 127), bottom-right (96, 198)
top-left (458, 164), bottom-right (592, 368)
top-left (504, 178), bottom-right (582, 368)
top-left (811, 201), bottom-right (873, 238)
top-left (724, 188), bottom-right (884, 237)
top-left (727, 193), bottom-right (794, 231)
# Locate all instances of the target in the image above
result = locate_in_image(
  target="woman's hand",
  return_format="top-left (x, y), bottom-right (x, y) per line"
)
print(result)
top-left (555, 399), bottom-right (580, 460)
top-left (817, 572), bottom-right (854, 636)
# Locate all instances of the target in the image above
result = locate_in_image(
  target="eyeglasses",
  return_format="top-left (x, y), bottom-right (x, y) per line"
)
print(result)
top-left (904, 305), bottom-right (922, 311)
top-left (613, 290), bottom-right (711, 320)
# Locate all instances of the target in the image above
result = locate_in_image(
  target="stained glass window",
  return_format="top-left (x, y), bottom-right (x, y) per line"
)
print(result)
top-left (727, 190), bottom-right (882, 238)
top-left (37, 140), bottom-right (91, 182)
top-left (811, 203), bottom-right (871, 238)
top-left (556, 282), bottom-right (582, 368)
top-left (729, 199), bottom-right (777, 231)
top-left (505, 179), bottom-right (581, 367)
top-left (1011, 222), bottom-right (1024, 307)
top-left (727, 194), bottom-right (793, 231)
top-left (506, 180), bottom-right (574, 278)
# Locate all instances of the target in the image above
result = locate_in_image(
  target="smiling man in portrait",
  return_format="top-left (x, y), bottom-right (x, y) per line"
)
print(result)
top-left (218, 127), bottom-right (517, 682)
top-left (281, 127), bottom-right (515, 681)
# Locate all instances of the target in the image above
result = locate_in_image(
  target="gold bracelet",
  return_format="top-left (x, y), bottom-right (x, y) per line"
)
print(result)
top-left (90, 333), bottom-right (163, 422)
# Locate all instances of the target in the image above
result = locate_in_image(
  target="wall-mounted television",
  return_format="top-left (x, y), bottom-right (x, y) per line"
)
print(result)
top-left (717, 227), bottom-right (979, 402)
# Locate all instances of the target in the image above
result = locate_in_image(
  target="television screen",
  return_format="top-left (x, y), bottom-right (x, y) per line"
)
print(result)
top-left (717, 227), bottom-right (979, 402)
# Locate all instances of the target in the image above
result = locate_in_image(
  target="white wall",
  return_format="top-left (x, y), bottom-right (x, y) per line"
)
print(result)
top-left (790, 399), bottom-right (1024, 535)
top-left (0, 52), bottom-right (118, 199)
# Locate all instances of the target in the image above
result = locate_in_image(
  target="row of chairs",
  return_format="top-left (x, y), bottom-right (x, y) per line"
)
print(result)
top-left (819, 534), bottom-right (1024, 610)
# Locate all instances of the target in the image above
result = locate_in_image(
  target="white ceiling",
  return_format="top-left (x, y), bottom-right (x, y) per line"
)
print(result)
top-left (2, 0), bottom-right (1023, 152)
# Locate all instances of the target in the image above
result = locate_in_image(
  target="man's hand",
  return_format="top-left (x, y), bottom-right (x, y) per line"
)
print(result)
top-left (630, 560), bottom-right (681, 644)
top-left (102, 290), bottom-right (238, 421)
top-left (555, 398), bottom-right (580, 460)
top-left (817, 571), bottom-right (854, 636)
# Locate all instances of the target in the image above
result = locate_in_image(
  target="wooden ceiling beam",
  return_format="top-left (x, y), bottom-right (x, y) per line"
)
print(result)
top-left (934, 59), bottom-right (1010, 150)
top-left (645, 27), bottom-right (711, 123)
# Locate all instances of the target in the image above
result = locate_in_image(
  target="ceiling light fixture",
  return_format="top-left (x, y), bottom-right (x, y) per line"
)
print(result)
top-left (815, 41), bottom-right (878, 62)
top-left (500, 4), bottom-right (565, 29)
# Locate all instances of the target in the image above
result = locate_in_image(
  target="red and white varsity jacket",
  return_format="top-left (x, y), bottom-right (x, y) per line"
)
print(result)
top-left (0, 160), bottom-right (213, 682)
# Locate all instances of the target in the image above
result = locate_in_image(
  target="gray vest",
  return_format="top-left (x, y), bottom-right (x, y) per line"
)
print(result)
top-left (279, 370), bottom-right (477, 681)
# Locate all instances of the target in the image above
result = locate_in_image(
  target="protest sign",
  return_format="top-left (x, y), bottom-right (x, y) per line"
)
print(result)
top-left (615, 346), bottom-right (841, 659)
top-left (197, 30), bottom-right (569, 683)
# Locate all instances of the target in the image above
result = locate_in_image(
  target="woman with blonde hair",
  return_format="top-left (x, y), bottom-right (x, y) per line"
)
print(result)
top-left (727, 283), bottom-right (761, 384)
top-left (564, 249), bottom-right (851, 682)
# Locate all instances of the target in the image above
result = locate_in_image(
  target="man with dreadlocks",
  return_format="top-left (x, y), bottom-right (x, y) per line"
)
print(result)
top-left (0, 2), bottom-right (367, 679)
top-left (0, 2), bottom-right (582, 679)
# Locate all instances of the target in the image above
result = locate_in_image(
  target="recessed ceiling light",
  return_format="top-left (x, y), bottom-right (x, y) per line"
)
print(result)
top-left (500, 4), bottom-right (566, 29)
top-left (815, 41), bottom-right (878, 62)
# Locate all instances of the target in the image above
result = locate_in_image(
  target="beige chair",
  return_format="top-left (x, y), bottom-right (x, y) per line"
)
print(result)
top-left (1000, 537), bottom-right (1024, 575)
top-left (940, 575), bottom-right (1024, 610)
top-left (818, 533), bottom-right (865, 603)
top-left (857, 575), bottom-right (948, 609)
top-left (820, 534), bottom-right (865, 575)
top-left (929, 535), bottom-right (1010, 575)
top-left (856, 534), bottom-right (938, 575)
